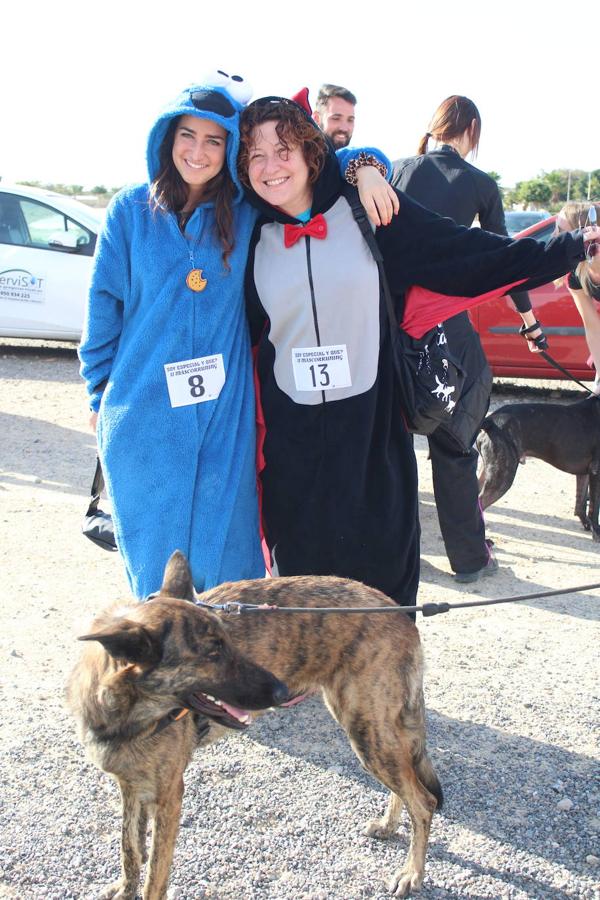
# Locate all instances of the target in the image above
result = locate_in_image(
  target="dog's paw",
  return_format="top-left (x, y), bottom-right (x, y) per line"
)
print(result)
top-left (365, 817), bottom-right (397, 840)
top-left (97, 880), bottom-right (137, 900)
top-left (387, 865), bottom-right (423, 896)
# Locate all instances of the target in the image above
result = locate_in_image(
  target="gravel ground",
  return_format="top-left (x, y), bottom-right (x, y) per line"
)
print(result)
top-left (0, 340), bottom-right (599, 900)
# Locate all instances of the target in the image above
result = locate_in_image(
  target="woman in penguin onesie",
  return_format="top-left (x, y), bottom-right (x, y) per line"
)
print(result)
top-left (78, 74), bottom-right (394, 599)
top-left (238, 94), bottom-right (600, 611)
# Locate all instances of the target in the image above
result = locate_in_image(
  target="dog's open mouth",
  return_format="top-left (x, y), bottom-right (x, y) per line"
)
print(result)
top-left (186, 692), bottom-right (252, 730)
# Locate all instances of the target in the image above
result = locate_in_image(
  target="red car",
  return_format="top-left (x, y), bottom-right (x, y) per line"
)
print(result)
top-left (469, 215), bottom-right (593, 381)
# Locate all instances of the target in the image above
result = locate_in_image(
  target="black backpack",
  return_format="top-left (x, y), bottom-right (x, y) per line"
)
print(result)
top-left (344, 185), bottom-right (465, 436)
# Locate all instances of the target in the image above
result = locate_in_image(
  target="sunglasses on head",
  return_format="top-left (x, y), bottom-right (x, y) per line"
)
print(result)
top-left (246, 96), bottom-right (310, 119)
top-left (250, 96), bottom-right (295, 108)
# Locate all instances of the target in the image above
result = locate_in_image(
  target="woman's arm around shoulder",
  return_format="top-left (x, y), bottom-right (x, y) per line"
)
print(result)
top-left (337, 147), bottom-right (399, 226)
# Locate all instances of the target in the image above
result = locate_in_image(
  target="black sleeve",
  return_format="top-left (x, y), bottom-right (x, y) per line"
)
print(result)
top-left (390, 159), bottom-right (410, 191)
top-left (244, 221), bottom-right (268, 347)
top-left (568, 270), bottom-right (582, 290)
top-left (377, 192), bottom-right (586, 299)
top-left (507, 289), bottom-right (532, 313)
top-left (477, 178), bottom-right (533, 313)
top-left (477, 179), bottom-right (507, 236)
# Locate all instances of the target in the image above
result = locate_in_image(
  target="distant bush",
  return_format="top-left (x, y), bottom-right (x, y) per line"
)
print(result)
top-left (501, 168), bottom-right (600, 212)
top-left (16, 181), bottom-right (122, 201)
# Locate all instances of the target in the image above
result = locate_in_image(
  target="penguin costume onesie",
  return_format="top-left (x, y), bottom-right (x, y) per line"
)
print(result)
top-left (242, 94), bottom-right (587, 608)
top-left (79, 73), bottom-right (266, 598)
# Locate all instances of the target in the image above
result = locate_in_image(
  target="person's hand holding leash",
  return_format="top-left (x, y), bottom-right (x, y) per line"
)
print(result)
top-left (518, 312), bottom-right (548, 353)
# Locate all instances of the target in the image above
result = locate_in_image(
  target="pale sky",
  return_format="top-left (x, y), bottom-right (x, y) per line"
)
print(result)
top-left (2, 0), bottom-right (594, 191)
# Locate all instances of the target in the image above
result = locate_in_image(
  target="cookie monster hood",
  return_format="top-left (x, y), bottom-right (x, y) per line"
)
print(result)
top-left (146, 72), bottom-right (253, 203)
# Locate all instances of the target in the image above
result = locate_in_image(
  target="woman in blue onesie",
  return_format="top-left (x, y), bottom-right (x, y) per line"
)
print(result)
top-left (79, 74), bottom-right (394, 599)
top-left (78, 72), bottom-right (266, 598)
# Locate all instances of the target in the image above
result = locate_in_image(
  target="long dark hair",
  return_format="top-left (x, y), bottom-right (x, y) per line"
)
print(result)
top-left (148, 118), bottom-right (235, 268)
top-left (418, 95), bottom-right (482, 157)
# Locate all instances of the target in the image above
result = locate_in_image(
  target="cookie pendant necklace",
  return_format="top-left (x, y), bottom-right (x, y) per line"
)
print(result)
top-left (180, 210), bottom-right (207, 292)
top-left (186, 247), bottom-right (207, 293)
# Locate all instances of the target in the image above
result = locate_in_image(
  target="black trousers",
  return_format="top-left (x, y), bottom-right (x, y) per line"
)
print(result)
top-left (427, 426), bottom-right (488, 574)
top-left (427, 312), bottom-right (490, 575)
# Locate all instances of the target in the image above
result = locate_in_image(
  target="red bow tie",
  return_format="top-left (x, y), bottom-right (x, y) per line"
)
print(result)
top-left (283, 214), bottom-right (328, 248)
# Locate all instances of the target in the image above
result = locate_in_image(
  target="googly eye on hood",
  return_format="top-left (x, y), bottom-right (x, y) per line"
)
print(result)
top-left (209, 69), bottom-right (253, 106)
top-left (146, 70), bottom-right (253, 203)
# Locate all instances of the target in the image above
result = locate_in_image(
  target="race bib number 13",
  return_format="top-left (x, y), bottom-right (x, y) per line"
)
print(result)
top-left (164, 354), bottom-right (226, 408)
top-left (292, 344), bottom-right (352, 392)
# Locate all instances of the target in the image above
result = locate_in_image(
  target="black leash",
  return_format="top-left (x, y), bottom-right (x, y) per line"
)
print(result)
top-left (197, 581), bottom-right (600, 618)
top-left (539, 350), bottom-right (594, 393)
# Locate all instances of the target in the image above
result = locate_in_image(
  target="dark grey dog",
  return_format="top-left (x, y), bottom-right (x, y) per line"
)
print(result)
top-left (476, 396), bottom-right (600, 540)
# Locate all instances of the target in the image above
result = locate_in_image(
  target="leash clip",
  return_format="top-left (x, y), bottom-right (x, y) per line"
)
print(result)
top-left (221, 602), bottom-right (244, 615)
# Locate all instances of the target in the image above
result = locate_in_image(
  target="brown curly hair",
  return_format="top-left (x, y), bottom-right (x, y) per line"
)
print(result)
top-left (238, 98), bottom-right (327, 189)
top-left (148, 118), bottom-right (235, 269)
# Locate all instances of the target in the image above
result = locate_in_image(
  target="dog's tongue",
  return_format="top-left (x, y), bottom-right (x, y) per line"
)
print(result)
top-left (188, 692), bottom-right (251, 724)
top-left (219, 701), bottom-right (251, 722)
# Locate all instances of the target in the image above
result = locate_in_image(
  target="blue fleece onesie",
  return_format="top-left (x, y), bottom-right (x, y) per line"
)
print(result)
top-left (79, 79), bottom-right (266, 598)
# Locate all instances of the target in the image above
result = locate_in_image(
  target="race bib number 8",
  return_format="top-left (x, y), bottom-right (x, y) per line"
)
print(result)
top-left (292, 344), bottom-right (352, 392)
top-left (164, 354), bottom-right (226, 408)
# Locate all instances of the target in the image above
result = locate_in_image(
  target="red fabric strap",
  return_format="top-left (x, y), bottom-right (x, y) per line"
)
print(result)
top-left (401, 279), bottom-right (528, 339)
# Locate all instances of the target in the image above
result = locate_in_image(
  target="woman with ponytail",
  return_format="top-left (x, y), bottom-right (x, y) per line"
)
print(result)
top-left (391, 95), bottom-right (546, 583)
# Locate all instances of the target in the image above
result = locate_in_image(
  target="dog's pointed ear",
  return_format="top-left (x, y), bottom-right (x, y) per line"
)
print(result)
top-left (78, 620), bottom-right (162, 666)
top-left (160, 550), bottom-right (195, 602)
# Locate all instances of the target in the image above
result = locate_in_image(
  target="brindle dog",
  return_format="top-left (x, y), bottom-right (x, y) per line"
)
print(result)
top-left (68, 552), bottom-right (442, 899)
top-left (67, 554), bottom-right (289, 900)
